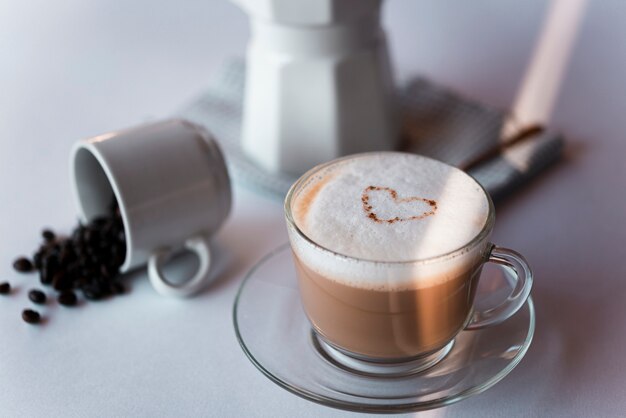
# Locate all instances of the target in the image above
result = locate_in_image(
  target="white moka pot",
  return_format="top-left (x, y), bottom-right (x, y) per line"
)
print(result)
top-left (233, 0), bottom-right (398, 176)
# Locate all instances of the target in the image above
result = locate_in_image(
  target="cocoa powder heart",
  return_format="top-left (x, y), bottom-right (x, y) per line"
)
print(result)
top-left (361, 186), bottom-right (437, 224)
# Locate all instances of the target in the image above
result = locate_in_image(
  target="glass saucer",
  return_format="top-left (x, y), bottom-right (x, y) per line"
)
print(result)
top-left (233, 244), bottom-right (535, 414)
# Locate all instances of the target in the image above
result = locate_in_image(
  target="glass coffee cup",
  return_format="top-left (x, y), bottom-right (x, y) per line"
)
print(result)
top-left (284, 152), bottom-right (532, 375)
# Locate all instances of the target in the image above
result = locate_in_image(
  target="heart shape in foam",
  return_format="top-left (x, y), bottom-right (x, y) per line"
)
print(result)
top-left (361, 186), bottom-right (437, 224)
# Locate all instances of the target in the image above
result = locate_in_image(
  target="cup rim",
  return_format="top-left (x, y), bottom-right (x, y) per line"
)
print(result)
top-left (284, 152), bottom-right (496, 266)
top-left (70, 140), bottom-right (135, 272)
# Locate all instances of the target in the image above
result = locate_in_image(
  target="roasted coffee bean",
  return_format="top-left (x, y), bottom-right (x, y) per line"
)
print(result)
top-left (28, 289), bottom-right (46, 304)
top-left (18, 198), bottom-right (126, 323)
top-left (58, 290), bottom-right (77, 306)
top-left (0, 282), bottom-right (11, 294)
top-left (22, 309), bottom-right (40, 324)
top-left (13, 257), bottom-right (34, 273)
top-left (42, 229), bottom-right (56, 242)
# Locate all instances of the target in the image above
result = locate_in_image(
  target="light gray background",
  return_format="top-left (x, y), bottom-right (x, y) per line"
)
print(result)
top-left (1, 1), bottom-right (625, 417)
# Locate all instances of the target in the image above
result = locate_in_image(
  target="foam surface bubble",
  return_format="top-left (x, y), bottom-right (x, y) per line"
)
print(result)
top-left (292, 153), bottom-right (490, 263)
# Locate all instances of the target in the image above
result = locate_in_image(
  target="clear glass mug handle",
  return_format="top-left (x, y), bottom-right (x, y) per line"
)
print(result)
top-left (466, 245), bottom-right (533, 330)
top-left (147, 235), bottom-right (212, 298)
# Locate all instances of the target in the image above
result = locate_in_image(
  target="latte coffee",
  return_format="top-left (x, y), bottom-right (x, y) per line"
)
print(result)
top-left (286, 152), bottom-right (494, 359)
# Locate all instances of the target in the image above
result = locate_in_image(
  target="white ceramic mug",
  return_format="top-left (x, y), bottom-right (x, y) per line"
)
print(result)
top-left (70, 119), bottom-right (232, 297)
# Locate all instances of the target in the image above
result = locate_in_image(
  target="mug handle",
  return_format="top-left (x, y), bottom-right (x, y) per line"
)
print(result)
top-left (466, 245), bottom-right (533, 330)
top-left (147, 235), bottom-right (212, 298)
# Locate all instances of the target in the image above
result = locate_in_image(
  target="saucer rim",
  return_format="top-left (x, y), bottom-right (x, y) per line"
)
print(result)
top-left (233, 244), bottom-right (536, 414)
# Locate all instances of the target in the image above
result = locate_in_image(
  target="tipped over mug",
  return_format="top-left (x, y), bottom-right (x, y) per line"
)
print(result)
top-left (70, 119), bottom-right (231, 297)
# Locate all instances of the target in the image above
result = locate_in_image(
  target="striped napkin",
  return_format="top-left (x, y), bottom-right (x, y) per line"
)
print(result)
top-left (179, 59), bottom-right (563, 202)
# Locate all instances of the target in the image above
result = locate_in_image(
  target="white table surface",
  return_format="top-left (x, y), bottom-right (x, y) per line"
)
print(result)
top-left (1, 1), bottom-right (625, 417)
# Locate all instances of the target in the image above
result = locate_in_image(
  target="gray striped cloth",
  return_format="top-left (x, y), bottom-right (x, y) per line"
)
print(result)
top-left (179, 59), bottom-right (563, 202)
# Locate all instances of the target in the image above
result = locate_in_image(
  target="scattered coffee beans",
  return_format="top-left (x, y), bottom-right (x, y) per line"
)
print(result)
top-left (22, 309), bottom-right (41, 324)
top-left (0, 282), bottom-right (10, 294)
top-left (28, 200), bottom-right (127, 303)
top-left (13, 257), bottom-right (34, 273)
top-left (28, 289), bottom-right (46, 305)
top-left (58, 290), bottom-right (77, 307)
top-left (5, 199), bottom-right (128, 324)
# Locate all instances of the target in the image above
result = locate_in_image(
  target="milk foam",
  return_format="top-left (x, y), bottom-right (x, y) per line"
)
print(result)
top-left (288, 153), bottom-right (492, 290)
